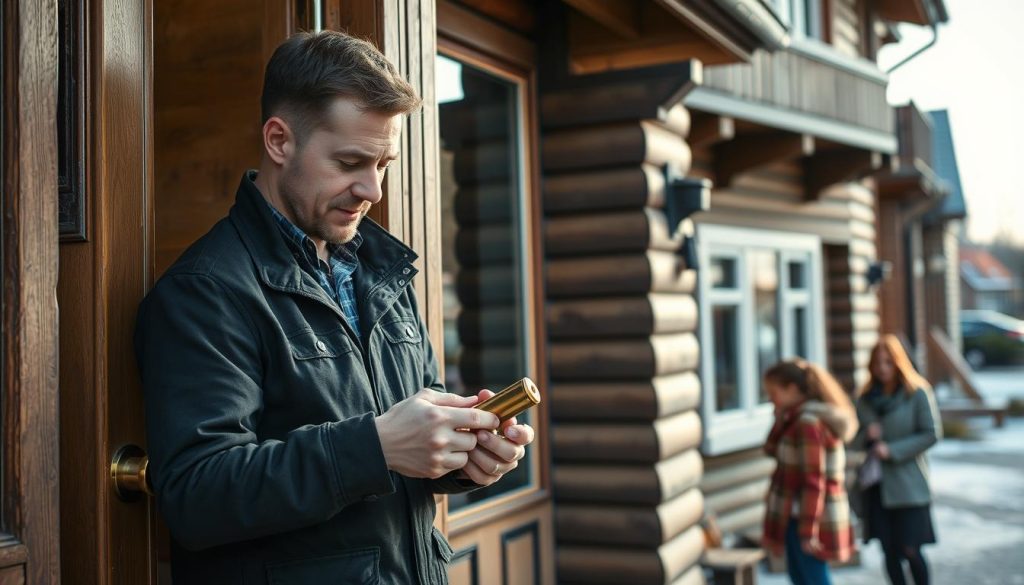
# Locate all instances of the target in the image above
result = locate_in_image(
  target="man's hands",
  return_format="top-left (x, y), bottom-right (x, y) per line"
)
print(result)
top-left (458, 389), bottom-right (536, 487)
top-left (375, 389), bottom-right (499, 479)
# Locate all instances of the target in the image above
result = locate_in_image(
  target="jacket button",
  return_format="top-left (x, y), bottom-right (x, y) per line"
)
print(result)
top-left (402, 267), bottom-right (411, 275)
top-left (398, 279), bottom-right (406, 287)
top-left (315, 339), bottom-right (327, 353)
top-left (406, 325), bottom-right (415, 338)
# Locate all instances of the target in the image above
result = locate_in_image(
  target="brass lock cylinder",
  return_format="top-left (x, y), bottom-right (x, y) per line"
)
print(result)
top-left (474, 377), bottom-right (541, 423)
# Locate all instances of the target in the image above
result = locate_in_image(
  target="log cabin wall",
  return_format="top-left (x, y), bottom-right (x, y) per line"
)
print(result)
top-left (689, 149), bottom-right (879, 536)
top-left (831, 0), bottom-right (865, 59)
top-left (541, 104), bottom-right (706, 585)
top-left (922, 220), bottom-right (961, 381)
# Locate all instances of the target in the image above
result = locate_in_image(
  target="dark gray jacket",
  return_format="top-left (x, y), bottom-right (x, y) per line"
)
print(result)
top-left (135, 173), bottom-right (466, 584)
top-left (853, 385), bottom-right (942, 508)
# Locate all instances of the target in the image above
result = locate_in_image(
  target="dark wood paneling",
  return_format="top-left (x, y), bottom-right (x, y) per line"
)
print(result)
top-left (154, 0), bottom-right (269, 275)
top-left (57, 0), bottom-right (87, 241)
top-left (449, 545), bottom-right (479, 585)
top-left (3, 0), bottom-right (61, 581)
top-left (0, 566), bottom-right (24, 585)
top-left (501, 522), bottom-right (539, 585)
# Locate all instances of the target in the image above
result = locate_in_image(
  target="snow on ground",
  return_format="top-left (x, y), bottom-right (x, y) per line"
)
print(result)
top-left (758, 368), bottom-right (1024, 584)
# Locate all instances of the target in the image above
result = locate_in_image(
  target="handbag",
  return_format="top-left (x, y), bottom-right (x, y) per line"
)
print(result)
top-left (857, 451), bottom-right (882, 489)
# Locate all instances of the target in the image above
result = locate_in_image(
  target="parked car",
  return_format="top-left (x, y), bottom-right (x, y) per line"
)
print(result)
top-left (960, 310), bottom-right (1024, 369)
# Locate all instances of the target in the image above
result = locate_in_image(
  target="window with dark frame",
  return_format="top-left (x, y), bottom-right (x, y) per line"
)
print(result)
top-left (436, 52), bottom-right (535, 510)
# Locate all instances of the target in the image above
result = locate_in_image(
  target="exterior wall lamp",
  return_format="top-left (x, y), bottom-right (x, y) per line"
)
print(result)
top-left (867, 260), bottom-right (892, 288)
top-left (664, 164), bottom-right (712, 271)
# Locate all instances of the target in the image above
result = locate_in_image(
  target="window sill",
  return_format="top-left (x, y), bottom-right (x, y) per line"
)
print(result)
top-left (702, 405), bottom-right (775, 456)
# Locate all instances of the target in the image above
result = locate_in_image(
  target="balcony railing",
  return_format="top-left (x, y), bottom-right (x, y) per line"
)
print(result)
top-left (700, 44), bottom-right (893, 136)
top-left (895, 102), bottom-right (934, 174)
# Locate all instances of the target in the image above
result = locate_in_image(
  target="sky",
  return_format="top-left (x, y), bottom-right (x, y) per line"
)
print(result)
top-left (877, 0), bottom-right (1024, 245)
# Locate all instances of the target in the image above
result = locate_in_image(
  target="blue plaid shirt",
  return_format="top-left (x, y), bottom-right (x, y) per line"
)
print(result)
top-left (267, 203), bottom-right (363, 339)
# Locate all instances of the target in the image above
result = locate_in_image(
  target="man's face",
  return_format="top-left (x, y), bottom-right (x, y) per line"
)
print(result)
top-left (276, 98), bottom-right (402, 245)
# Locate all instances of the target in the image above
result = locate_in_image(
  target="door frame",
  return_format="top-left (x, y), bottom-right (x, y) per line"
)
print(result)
top-left (56, 0), bottom-right (154, 582)
top-left (2, 0), bottom-right (61, 582)
top-left (434, 34), bottom-right (550, 536)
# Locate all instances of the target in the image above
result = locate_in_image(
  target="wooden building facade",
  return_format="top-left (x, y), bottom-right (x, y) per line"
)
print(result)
top-left (0, 0), bottom-right (948, 584)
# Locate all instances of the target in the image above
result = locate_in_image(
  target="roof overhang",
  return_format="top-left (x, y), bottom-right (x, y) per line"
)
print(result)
top-left (876, 0), bottom-right (949, 26)
top-left (559, 0), bottom-right (789, 75)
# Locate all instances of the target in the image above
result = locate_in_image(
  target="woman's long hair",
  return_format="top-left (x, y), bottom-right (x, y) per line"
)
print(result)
top-left (857, 334), bottom-right (931, 398)
top-left (764, 359), bottom-right (856, 419)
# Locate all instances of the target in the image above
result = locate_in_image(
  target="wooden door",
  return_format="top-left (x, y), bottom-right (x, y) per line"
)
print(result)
top-left (56, 1), bottom-right (303, 583)
top-left (1, 0), bottom-right (61, 583)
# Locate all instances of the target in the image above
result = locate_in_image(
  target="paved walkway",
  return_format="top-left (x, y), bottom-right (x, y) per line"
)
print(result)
top-left (758, 368), bottom-right (1024, 585)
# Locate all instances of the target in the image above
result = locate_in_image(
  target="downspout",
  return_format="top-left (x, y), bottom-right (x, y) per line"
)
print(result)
top-left (885, 22), bottom-right (938, 73)
top-left (885, 0), bottom-right (945, 73)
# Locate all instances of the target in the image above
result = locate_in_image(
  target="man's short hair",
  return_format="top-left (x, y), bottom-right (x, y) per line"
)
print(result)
top-left (261, 31), bottom-right (422, 140)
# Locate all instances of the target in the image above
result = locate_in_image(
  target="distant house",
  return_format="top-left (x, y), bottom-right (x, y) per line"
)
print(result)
top-left (960, 247), bottom-right (1020, 315)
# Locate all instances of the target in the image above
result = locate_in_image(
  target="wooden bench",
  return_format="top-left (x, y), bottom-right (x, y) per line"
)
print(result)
top-left (702, 548), bottom-right (765, 585)
top-left (940, 399), bottom-right (1009, 428)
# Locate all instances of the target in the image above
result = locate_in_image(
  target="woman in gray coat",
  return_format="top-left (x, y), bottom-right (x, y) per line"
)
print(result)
top-left (853, 335), bottom-right (942, 585)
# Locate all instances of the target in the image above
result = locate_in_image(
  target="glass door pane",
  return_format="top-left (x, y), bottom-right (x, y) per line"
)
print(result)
top-left (437, 54), bottom-right (533, 510)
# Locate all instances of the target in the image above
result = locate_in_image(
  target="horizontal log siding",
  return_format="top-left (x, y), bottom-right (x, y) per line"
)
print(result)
top-left (542, 104), bottom-right (706, 585)
top-left (701, 447), bottom-right (774, 540)
top-left (831, 0), bottom-right (864, 60)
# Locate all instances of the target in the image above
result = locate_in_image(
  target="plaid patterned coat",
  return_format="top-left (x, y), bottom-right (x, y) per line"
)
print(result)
top-left (763, 400), bottom-right (856, 562)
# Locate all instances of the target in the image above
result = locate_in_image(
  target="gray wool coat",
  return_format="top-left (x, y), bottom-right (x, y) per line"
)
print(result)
top-left (852, 386), bottom-right (942, 508)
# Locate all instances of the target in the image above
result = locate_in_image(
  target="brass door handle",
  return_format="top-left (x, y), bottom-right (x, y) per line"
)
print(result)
top-left (111, 444), bottom-right (153, 501)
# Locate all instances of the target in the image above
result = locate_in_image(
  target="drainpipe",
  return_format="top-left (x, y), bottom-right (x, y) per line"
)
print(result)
top-left (885, 21), bottom-right (938, 73)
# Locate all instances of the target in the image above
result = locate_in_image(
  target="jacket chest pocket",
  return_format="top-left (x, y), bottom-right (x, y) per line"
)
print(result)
top-left (266, 548), bottom-right (380, 585)
top-left (288, 327), bottom-right (354, 361)
top-left (376, 319), bottom-right (423, 403)
top-left (283, 327), bottom-right (375, 413)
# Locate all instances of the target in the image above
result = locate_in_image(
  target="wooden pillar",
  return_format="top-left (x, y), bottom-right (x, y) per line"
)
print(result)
top-left (324, 0), bottom-right (444, 362)
top-left (541, 95), bottom-right (706, 584)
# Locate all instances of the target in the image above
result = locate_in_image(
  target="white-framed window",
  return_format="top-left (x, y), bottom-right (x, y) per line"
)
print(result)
top-left (767, 0), bottom-right (824, 40)
top-left (697, 225), bottom-right (826, 455)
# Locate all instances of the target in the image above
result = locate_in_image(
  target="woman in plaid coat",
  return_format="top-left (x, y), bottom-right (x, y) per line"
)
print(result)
top-left (763, 360), bottom-right (858, 585)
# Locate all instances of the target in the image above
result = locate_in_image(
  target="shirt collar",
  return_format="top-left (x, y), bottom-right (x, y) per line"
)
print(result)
top-left (265, 199), bottom-right (363, 274)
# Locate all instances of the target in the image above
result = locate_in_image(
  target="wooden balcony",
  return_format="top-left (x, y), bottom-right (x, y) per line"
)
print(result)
top-left (877, 101), bottom-right (945, 201)
top-left (895, 102), bottom-right (935, 176)
top-left (685, 45), bottom-right (896, 154)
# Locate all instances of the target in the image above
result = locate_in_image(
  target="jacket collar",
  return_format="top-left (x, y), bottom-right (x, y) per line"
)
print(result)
top-left (229, 171), bottom-right (419, 327)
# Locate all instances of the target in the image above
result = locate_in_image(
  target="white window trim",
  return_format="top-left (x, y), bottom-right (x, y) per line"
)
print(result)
top-left (697, 224), bottom-right (826, 456)
top-left (768, 0), bottom-right (823, 41)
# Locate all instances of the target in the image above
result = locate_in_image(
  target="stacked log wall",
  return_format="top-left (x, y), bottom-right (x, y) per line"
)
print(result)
top-left (542, 103), bottom-right (705, 585)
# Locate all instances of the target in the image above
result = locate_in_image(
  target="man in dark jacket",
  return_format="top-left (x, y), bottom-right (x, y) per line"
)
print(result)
top-left (134, 31), bottom-right (534, 584)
